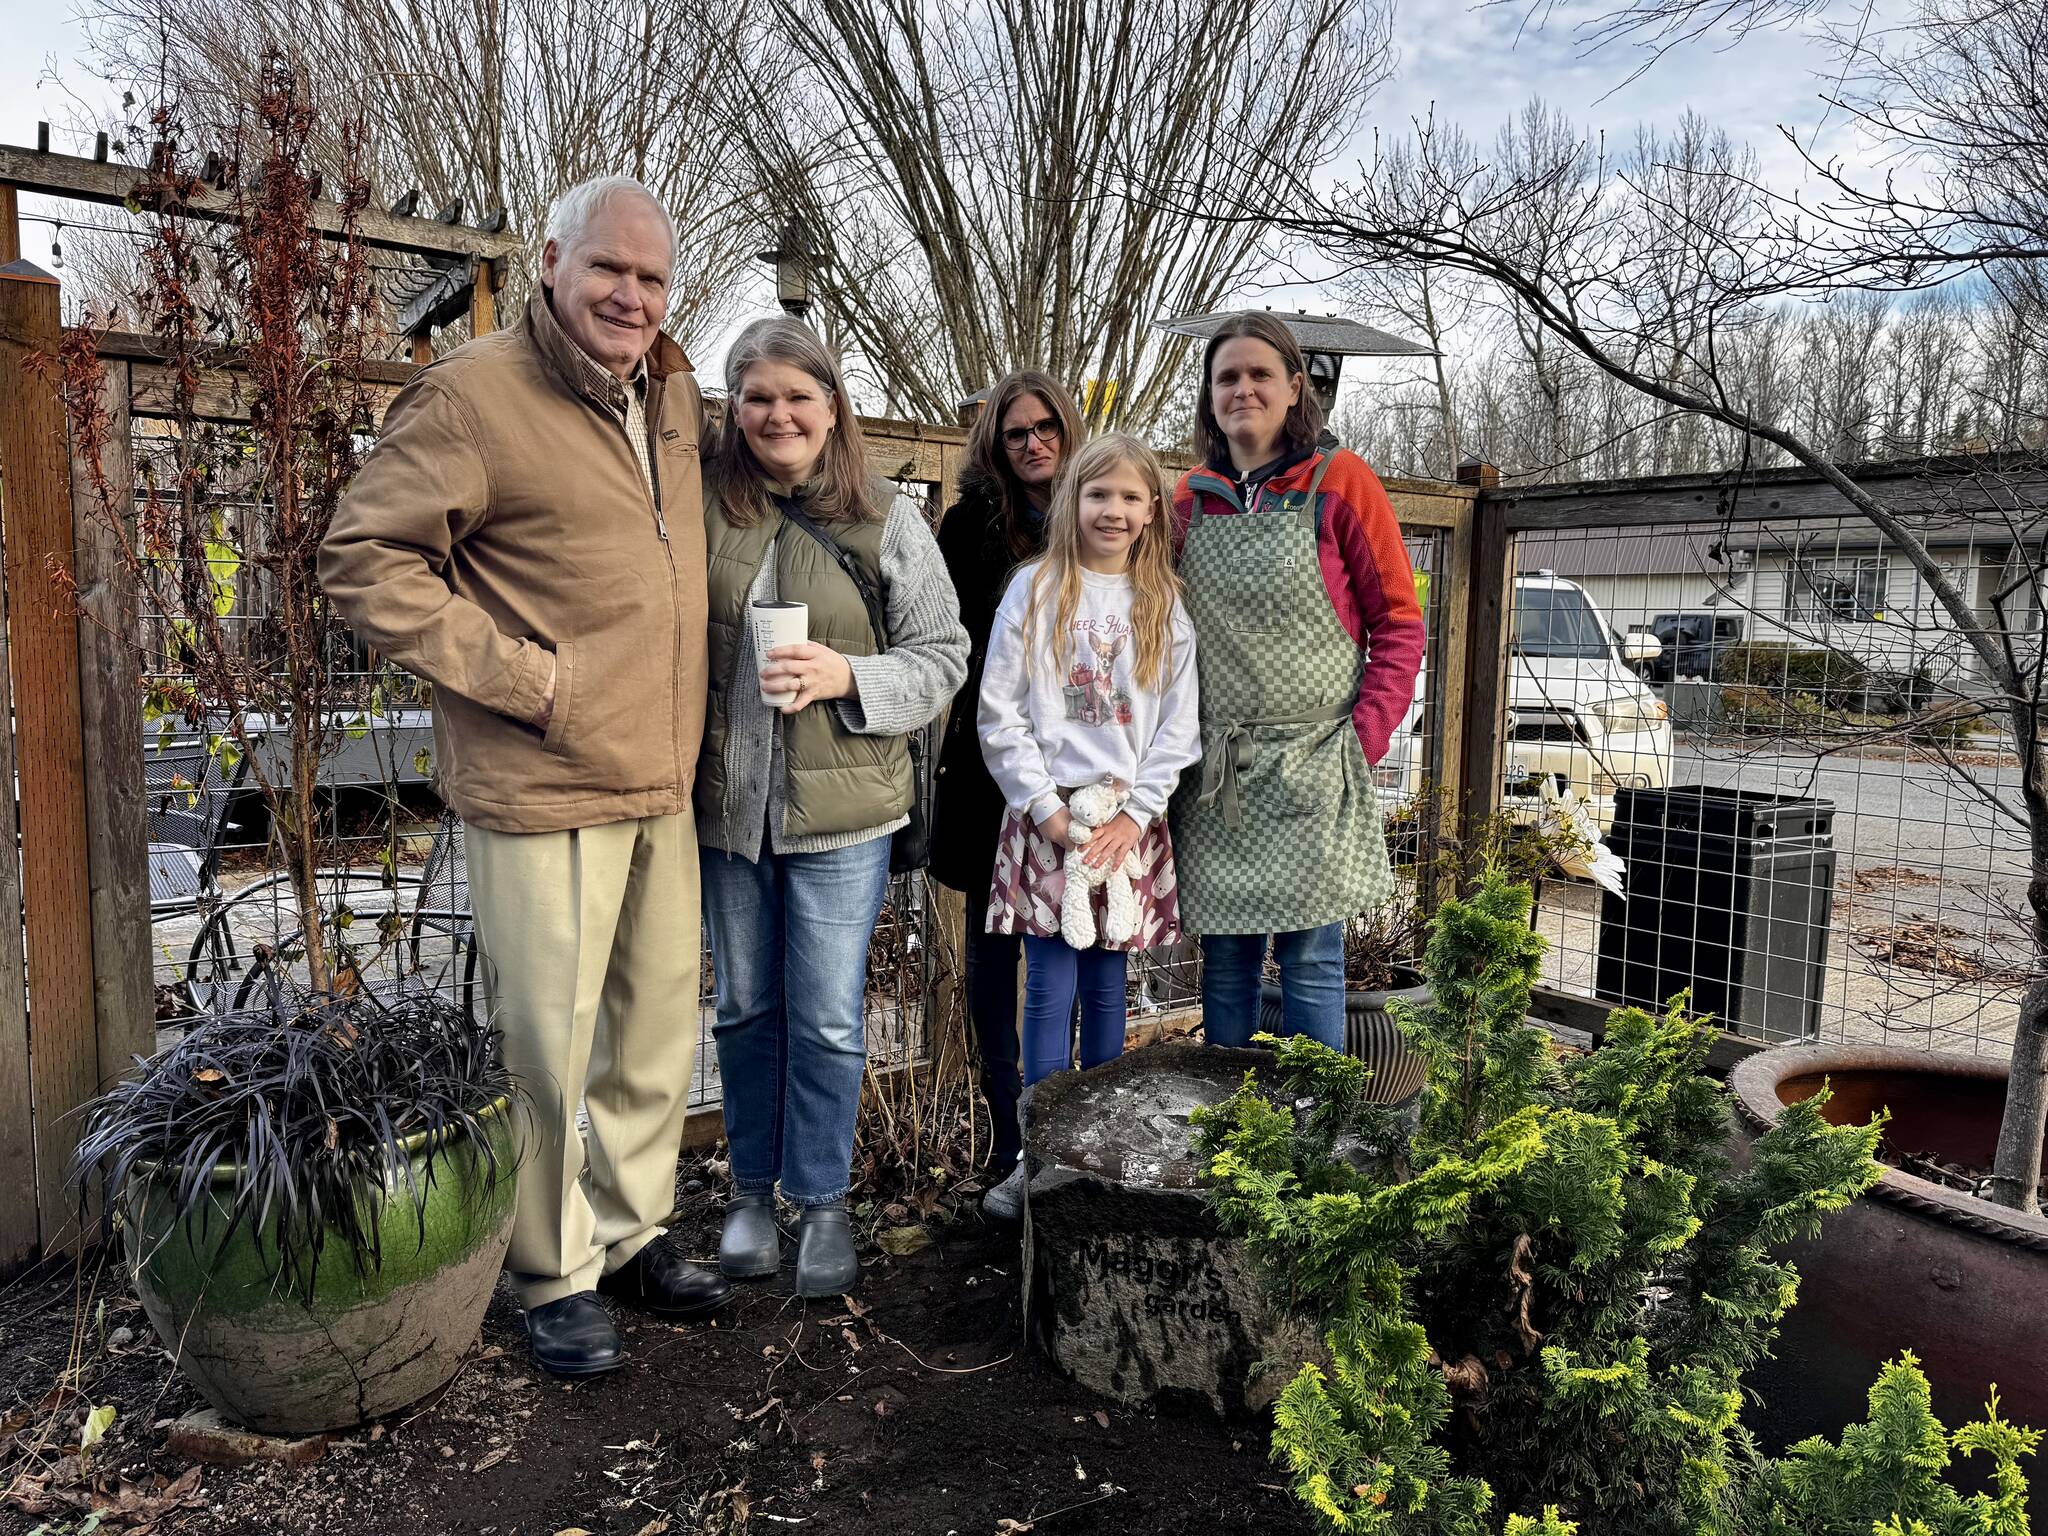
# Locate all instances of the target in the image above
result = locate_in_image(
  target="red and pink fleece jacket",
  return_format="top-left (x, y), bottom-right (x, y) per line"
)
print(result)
top-left (1171, 447), bottom-right (1426, 767)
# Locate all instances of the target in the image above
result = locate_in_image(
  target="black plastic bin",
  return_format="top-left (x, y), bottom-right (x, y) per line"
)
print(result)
top-left (1595, 786), bottom-right (1835, 1043)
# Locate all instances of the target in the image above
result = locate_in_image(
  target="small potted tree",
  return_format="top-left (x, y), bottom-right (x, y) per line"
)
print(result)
top-left (53, 62), bottom-right (520, 1433)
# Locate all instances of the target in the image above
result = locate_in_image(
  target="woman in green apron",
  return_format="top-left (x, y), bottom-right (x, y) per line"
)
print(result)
top-left (1166, 312), bottom-right (1427, 1048)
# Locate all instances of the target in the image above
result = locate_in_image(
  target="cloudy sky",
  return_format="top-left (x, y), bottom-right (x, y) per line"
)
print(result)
top-left (0, 0), bottom-right (1884, 295)
top-left (1380, 0), bottom-right (1870, 169)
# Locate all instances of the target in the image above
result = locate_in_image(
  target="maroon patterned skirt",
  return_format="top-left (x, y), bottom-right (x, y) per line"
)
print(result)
top-left (984, 806), bottom-right (1182, 951)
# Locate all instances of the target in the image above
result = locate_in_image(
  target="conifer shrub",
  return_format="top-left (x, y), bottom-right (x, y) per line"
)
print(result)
top-left (1192, 871), bottom-right (2030, 1533)
top-left (1731, 1353), bottom-right (2039, 1536)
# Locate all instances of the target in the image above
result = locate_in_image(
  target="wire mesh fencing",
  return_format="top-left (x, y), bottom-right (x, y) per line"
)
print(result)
top-left (137, 417), bottom-right (942, 1116)
top-left (1508, 490), bottom-right (2037, 1059)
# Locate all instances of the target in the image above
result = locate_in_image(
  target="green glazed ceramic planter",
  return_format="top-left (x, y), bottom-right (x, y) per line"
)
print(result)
top-left (122, 1096), bottom-right (518, 1435)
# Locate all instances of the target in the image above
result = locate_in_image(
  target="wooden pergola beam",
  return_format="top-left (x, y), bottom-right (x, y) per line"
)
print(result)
top-left (0, 142), bottom-right (523, 263)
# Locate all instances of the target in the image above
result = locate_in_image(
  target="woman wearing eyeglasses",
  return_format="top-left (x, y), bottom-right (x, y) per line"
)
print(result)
top-left (931, 371), bottom-right (1086, 1216)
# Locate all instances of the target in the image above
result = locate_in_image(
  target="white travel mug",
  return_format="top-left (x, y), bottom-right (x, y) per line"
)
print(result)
top-left (750, 600), bottom-right (809, 707)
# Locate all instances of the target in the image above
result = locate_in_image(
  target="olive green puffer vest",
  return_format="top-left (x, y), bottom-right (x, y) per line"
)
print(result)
top-left (699, 491), bottom-right (912, 842)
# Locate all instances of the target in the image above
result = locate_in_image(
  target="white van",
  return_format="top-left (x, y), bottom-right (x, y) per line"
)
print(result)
top-left (1375, 573), bottom-right (1674, 833)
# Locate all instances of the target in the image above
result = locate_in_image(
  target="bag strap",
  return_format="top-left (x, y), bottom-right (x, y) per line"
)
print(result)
top-left (773, 494), bottom-right (891, 647)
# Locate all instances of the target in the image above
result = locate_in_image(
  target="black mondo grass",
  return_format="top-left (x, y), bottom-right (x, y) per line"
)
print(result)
top-left (72, 984), bottom-right (520, 1294)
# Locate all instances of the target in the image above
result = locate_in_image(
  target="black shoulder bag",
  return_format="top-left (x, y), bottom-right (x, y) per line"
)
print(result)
top-left (773, 496), bottom-right (933, 875)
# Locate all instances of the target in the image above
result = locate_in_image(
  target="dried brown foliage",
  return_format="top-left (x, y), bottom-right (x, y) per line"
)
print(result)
top-left (47, 59), bottom-right (378, 994)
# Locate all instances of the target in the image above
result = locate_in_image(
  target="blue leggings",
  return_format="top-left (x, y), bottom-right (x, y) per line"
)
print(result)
top-left (1021, 937), bottom-right (1128, 1086)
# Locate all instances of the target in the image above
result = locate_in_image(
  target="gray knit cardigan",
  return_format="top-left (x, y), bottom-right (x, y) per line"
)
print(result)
top-left (698, 488), bottom-right (969, 861)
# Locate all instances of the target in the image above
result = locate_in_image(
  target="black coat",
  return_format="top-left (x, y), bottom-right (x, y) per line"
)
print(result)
top-left (930, 479), bottom-right (1040, 900)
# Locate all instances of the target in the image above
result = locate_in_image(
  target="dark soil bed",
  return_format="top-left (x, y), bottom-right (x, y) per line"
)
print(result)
top-left (0, 1167), bottom-right (1311, 1536)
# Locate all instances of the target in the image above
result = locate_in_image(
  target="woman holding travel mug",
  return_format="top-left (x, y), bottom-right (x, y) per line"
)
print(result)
top-left (698, 316), bottom-right (967, 1295)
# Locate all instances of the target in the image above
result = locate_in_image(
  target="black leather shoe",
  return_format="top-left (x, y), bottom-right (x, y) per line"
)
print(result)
top-left (525, 1293), bottom-right (623, 1378)
top-left (719, 1192), bottom-right (784, 1281)
top-left (795, 1202), bottom-right (859, 1298)
top-left (597, 1237), bottom-right (735, 1321)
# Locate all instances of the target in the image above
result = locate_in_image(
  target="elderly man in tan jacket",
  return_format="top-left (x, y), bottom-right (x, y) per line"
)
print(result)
top-left (321, 175), bottom-right (730, 1376)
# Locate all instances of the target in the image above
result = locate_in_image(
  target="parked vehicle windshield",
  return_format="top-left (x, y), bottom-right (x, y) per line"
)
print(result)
top-left (1515, 586), bottom-right (1614, 660)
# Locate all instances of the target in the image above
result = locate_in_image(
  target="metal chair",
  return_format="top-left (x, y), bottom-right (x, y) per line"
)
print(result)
top-left (145, 738), bottom-right (244, 916)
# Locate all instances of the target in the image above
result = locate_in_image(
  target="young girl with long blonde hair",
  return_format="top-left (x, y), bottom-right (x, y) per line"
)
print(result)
top-left (976, 433), bottom-right (1201, 1213)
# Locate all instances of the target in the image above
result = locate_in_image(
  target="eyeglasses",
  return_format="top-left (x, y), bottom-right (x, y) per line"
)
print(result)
top-left (1001, 418), bottom-right (1062, 451)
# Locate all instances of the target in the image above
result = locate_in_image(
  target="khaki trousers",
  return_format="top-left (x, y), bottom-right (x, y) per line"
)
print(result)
top-left (467, 812), bottom-right (701, 1309)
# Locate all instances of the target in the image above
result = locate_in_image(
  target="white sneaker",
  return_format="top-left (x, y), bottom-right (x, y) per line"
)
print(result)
top-left (981, 1161), bottom-right (1027, 1224)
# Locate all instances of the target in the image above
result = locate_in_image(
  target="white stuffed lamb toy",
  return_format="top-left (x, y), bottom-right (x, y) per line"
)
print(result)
top-left (1061, 780), bottom-right (1141, 950)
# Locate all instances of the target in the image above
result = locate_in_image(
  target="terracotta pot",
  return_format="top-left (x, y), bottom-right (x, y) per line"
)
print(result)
top-left (1258, 967), bottom-right (1428, 1103)
top-left (1728, 1046), bottom-right (2048, 1448)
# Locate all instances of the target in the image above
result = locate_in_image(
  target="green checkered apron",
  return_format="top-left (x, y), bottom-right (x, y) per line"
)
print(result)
top-left (1167, 456), bottom-right (1396, 936)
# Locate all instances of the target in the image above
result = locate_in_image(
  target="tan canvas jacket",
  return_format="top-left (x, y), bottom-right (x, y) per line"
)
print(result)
top-left (320, 293), bottom-right (709, 833)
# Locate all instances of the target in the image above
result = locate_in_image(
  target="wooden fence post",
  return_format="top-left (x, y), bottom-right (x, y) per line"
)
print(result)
top-left (1454, 460), bottom-right (1511, 876)
top-left (0, 183), bottom-right (19, 264)
top-left (469, 258), bottom-right (497, 336)
top-left (0, 264), bottom-right (35, 1271)
top-left (73, 356), bottom-right (153, 1090)
top-left (0, 259), bottom-right (99, 1258)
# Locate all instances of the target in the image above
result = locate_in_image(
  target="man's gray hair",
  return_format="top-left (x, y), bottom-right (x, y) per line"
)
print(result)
top-left (543, 176), bottom-right (676, 267)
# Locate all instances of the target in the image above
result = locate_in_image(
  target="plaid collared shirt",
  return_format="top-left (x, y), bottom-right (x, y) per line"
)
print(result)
top-left (553, 332), bottom-right (659, 509)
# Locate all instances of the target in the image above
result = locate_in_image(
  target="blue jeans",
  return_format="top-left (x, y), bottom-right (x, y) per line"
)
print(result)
top-left (701, 837), bottom-right (892, 1206)
top-left (1021, 937), bottom-right (1128, 1086)
top-left (1201, 925), bottom-right (1344, 1049)
top-left (964, 923), bottom-right (1024, 1168)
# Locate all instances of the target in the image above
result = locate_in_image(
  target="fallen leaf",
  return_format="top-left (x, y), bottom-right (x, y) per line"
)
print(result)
top-left (8, 1464), bottom-right (205, 1525)
top-left (872, 1398), bottom-right (890, 1418)
top-left (0, 1383), bottom-right (78, 1439)
top-left (996, 1520), bottom-right (1035, 1534)
top-left (742, 1396), bottom-right (783, 1423)
top-left (1093, 1410), bottom-right (1110, 1429)
top-left (1440, 1354), bottom-right (1489, 1396)
top-left (552, 1528), bottom-right (594, 1536)
top-left (1074, 1457), bottom-right (1087, 1481)
top-left (471, 1445), bottom-right (511, 1473)
top-left (840, 1327), bottom-right (862, 1353)
top-left (79, 1403), bottom-right (116, 1466)
top-left (810, 1451), bottom-right (827, 1473)
top-left (876, 1225), bottom-right (931, 1256)
top-left (631, 1519), bottom-right (672, 1536)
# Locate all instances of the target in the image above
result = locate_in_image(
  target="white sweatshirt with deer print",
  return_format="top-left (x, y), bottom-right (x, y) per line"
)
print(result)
top-left (977, 561), bottom-right (1201, 833)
